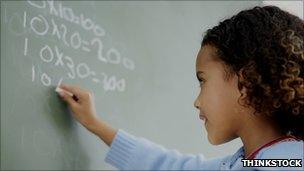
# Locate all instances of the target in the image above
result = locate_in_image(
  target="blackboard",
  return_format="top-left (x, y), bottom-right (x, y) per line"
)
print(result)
top-left (1, 1), bottom-right (261, 169)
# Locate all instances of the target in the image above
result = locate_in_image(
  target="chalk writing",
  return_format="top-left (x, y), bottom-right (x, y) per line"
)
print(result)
top-left (18, 1), bottom-right (136, 92)
top-left (24, 38), bottom-right (28, 56)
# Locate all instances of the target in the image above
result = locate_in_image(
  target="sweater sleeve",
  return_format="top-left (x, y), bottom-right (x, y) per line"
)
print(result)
top-left (104, 129), bottom-right (228, 170)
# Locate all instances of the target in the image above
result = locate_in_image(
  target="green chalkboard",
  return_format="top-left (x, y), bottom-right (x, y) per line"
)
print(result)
top-left (1, 1), bottom-right (261, 170)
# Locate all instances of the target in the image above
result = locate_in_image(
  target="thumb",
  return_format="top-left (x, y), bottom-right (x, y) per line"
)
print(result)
top-left (59, 91), bottom-right (78, 107)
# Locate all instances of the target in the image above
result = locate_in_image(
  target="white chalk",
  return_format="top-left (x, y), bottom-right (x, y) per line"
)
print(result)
top-left (55, 78), bottom-right (73, 97)
top-left (56, 87), bottom-right (73, 97)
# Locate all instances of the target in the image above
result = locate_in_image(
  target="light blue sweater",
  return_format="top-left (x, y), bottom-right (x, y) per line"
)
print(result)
top-left (105, 130), bottom-right (304, 170)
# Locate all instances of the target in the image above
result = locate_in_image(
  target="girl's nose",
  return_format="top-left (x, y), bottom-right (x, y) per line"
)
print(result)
top-left (194, 98), bottom-right (200, 109)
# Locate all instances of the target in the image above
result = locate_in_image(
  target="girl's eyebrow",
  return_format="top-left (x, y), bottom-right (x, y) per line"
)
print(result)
top-left (196, 71), bottom-right (204, 80)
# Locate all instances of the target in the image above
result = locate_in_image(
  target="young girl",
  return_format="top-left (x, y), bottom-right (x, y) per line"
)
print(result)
top-left (58, 6), bottom-right (304, 170)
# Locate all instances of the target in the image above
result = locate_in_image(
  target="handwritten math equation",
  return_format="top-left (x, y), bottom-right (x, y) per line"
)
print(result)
top-left (21, 0), bottom-right (136, 92)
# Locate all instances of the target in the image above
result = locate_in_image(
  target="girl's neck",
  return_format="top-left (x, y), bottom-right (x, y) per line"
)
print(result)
top-left (238, 115), bottom-right (284, 158)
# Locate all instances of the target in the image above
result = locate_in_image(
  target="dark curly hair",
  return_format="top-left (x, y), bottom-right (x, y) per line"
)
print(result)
top-left (201, 6), bottom-right (304, 140)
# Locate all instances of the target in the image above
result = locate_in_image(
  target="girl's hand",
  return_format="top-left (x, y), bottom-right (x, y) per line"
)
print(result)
top-left (58, 84), bottom-right (100, 131)
top-left (57, 84), bottom-right (118, 146)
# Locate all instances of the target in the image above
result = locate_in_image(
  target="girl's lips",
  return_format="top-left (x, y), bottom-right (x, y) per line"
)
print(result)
top-left (199, 114), bottom-right (206, 121)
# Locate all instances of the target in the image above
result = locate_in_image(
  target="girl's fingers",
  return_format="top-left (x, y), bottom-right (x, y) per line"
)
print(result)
top-left (59, 91), bottom-right (78, 107)
top-left (60, 84), bottom-right (83, 97)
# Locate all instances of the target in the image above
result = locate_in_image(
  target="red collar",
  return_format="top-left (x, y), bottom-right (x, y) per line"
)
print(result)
top-left (246, 135), bottom-right (299, 159)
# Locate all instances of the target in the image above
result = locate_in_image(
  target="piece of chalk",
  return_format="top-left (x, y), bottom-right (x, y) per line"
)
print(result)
top-left (56, 78), bottom-right (79, 101)
top-left (55, 87), bottom-right (73, 97)
top-left (56, 78), bottom-right (72, 96)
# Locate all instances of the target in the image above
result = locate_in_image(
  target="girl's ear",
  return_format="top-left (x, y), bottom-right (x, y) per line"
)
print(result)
top-left (237, 68), bottom-right (248, 100)
top-left (239, 87), bottom-right (247, 100)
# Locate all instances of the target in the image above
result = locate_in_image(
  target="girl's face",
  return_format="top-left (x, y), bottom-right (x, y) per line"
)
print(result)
top-left (194, 45), bottom-right (246, 145)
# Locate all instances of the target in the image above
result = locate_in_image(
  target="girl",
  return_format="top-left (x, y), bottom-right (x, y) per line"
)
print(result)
top-left (58, 6), bottom-right (304, 170)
